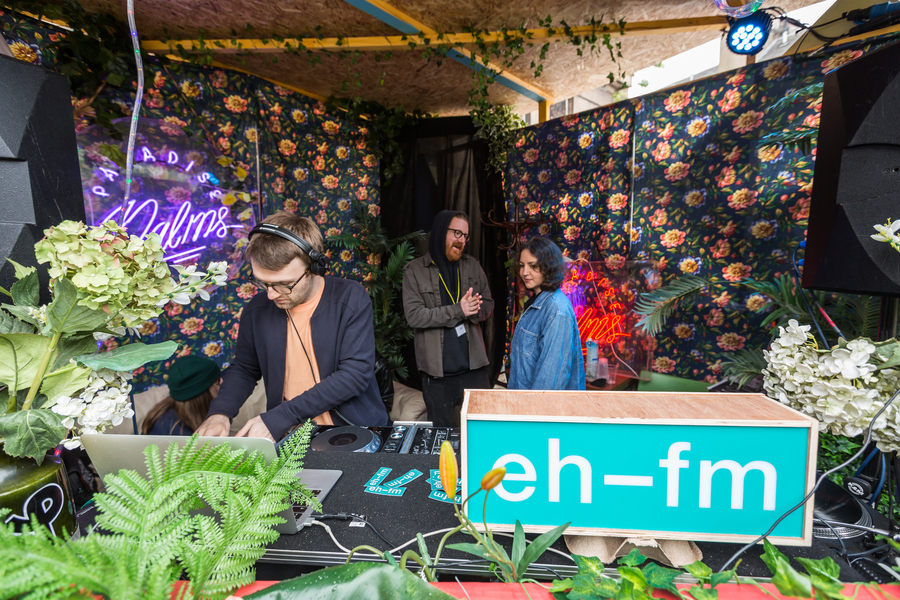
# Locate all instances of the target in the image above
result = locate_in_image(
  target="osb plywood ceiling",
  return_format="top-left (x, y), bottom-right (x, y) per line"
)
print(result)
top-left (78, 0), bottom-right (826, 115)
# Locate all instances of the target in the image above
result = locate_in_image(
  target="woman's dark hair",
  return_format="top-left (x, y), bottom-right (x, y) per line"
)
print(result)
top-left (141, 389), bottom-right (214, 435)
top-left (520, 236), bottom-right (566, 291)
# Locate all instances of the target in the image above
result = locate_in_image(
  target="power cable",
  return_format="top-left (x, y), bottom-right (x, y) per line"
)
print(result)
top-left (718, 388), bottom-right (900, 572)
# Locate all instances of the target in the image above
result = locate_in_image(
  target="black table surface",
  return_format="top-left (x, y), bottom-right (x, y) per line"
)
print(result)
top-left (259, 450), bottom-right (868, 582)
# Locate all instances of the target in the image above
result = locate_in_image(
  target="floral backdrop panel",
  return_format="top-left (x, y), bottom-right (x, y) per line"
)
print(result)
top-left (505, 36), bottom-right (898, 384)
top-left (1, 12), bottom-right (379, 393)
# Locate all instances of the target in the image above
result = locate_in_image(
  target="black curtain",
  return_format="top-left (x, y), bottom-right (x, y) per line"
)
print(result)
top-left (381, 116), bottom-right (507, 391)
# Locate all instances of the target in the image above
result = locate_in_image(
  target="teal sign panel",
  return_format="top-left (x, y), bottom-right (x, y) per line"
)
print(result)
top-left (464, 421), bottom-right (811, 540)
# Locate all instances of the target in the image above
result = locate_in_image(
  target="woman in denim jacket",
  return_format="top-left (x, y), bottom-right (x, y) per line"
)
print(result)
top-left (508, 237), bottom-right (586, 390)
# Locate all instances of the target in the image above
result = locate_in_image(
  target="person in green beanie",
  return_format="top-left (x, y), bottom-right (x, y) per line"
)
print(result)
top-left (142, 355), bottom-right (222, 436)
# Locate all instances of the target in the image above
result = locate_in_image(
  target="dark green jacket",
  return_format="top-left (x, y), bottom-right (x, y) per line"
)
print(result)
top-left (402, 252), bottom-right (494, 378)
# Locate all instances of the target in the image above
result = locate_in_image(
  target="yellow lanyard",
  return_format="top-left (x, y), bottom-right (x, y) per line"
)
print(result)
top-left (438, 271), bottom-right (460, 304)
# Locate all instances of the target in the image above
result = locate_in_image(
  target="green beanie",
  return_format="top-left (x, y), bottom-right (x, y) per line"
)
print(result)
top-left (168, 356), bottom-right (221, 402)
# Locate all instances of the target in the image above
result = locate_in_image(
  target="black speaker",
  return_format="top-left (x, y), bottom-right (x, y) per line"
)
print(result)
top-left (803, 41), bottom-right (900, 297)
top-left (0, 54), bottom-right (85, 302)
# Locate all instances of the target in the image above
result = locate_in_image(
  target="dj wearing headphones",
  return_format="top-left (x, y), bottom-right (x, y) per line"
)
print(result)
top-left (196, 211), bottom-right (389, 441)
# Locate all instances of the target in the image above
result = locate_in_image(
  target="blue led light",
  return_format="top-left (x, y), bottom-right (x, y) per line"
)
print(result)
top-left (726, 10), bottom-right (773, 55)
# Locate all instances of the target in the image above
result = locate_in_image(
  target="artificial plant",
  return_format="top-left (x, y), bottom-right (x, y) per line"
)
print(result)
top-left (634, 273), bottom-right (883, 387)
top-left (0, 425), bottom-right (319, 600)
top-left (0, 220), bottom-right (226, 462)
top-left (327, 204), bottom-right (424, 380)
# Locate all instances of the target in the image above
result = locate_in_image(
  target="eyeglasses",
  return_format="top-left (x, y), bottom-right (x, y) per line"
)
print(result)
top-left (251, 270), bottom-right (308, 295)
top-left (448, 228), bottom-right (470, 242)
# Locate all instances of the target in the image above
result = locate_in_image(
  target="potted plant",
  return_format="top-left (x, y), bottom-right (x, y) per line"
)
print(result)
top-left (0, 219), bottom-right (226, 536)
top-left (0, 426), bottom-right (322, 600)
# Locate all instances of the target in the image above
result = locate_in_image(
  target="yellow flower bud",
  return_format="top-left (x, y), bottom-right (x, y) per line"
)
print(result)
top-left (439, 441), bottom-right (457, 499)
top-left (480, 467), bottom-right (506, 491)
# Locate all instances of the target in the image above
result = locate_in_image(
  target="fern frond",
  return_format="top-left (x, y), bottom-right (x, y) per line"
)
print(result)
top-left (634, 276), bottom-right (708, 336)
top-left (388, 230), bottom-right (425, 246)
top-left (757, 126), bottom-right (818, 154)
top-left (768, 82), bottom-right (823, 113)
top-left (721, 348), bottom-right (768, 389)
top-left (327, 233), bottom-right (365, 249)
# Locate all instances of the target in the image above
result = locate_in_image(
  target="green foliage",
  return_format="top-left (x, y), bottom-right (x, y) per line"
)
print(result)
top-left (0, 221), bottom-right (224, 461)
top-left (243, 562), bottom-right (457, 600)
top-left (75, 340), bottom-right (178, 371)
top-left (0, 426), bottom-right (319, 600)
top-left (634, 276), bottom-right (708, 336)
top-left (447, 520), bottom-right (570, 582)
top-left (641, 273), bottom-right (884, 386)
top-left (473, 104), bottom-right (525, 175)
top-left (720, 347), bottom-right (768, 389)
top-left (3, 0), bottom-right (137, 134)
top-left (327, 204), bottom-right (424, 380)
top-left (0, 408), bottom-right (68, 463)
top-left (758, 82), bottom-right (823, 155)
top-left (758, 541), bottom-right (853, 600)
top-left (549, 550), bottom-right (733, 600)
top-left (325, 97), bottom-right (430, 186)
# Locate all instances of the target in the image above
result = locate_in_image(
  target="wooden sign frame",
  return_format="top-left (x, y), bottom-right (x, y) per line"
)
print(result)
top-left (460, 390), bottom-right (818, 546)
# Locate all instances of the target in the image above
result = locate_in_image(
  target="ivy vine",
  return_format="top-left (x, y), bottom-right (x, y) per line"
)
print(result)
top-left (165, 15), bottom-right (629, 181)
top-left (2, 0), bottom-right (135, 133)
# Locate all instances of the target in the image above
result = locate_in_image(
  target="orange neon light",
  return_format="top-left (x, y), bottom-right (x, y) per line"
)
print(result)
top-left (576, 308), bottom-right (631, 346)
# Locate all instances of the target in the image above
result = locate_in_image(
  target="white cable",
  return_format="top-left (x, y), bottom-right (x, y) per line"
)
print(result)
top-left (309, 519), bottom-right (353, 554)
top-left (386, 526), bottom-right (574, 564)
top-left (387, 527), bottom-right (457, 554)
top-left (120, 0), bottom-right (144, 222)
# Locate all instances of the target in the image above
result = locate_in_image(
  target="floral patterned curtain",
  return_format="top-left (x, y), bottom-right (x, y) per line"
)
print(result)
top-left (506, 36), bottom-right (898, 383)
top-left (1, 11), bottom-right (379, 392)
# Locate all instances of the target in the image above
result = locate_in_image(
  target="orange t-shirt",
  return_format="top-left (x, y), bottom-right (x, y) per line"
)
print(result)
top-left (283, 284), bottom-right (333, 425)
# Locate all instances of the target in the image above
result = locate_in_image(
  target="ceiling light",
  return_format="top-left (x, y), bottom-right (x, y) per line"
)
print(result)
top-left (726, 10), bottom-right (774, 55)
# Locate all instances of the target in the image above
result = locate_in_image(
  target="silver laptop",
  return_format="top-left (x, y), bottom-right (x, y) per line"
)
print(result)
top-left (81, 434), bottom-right (341, 534)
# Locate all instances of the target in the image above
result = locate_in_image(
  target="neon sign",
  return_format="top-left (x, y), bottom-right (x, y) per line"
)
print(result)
top-left (78, 118), bottom-right (255, 269)
top-left (562, 261), bottom-right (658, 382)
top-left (576, 309), bottom-right (630, 345)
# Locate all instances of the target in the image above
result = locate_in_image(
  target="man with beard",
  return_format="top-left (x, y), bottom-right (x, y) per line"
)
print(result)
top-left (402, 211), bottom-right (494, 426)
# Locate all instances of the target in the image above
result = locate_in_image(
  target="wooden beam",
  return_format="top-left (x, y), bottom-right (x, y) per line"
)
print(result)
top-left (163, 54), bottom-right (328, 103)
top-left (538, 100), bottom-right (550, 123)
top-left (142, 16), bottom-right (729, 56)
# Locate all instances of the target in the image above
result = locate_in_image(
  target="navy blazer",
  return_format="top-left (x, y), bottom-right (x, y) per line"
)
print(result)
top-left (208, 275), bottom-right (389, 439)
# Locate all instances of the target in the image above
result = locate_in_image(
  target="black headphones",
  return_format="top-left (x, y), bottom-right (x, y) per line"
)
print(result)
top-left (248, 223), bottom-right (328, 277)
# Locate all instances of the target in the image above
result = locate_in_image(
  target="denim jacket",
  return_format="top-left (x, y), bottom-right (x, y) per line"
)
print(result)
top-left (508, 288), bottom-right (586, 391)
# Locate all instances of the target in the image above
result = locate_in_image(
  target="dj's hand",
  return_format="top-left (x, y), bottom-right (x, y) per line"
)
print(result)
top-left (196, 414), bottom-right (231, 437)
top-left (235, 415), bottom-right (275, 442)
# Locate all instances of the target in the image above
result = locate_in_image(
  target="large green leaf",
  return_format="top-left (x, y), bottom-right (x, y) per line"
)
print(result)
top-left (687, 585), bottom-right (719, 600)
top-left (795, 556), bottom-right (840, 581)
top-left (642, 562), bottom-right (684, 598)
top-left (5, 257), bottom-right (36, 279)
top-left (10, 270), bottom-right (39, 307)
top-left (770, 557), bottom-right (812, 598)
top-left (0, 409), bottom-right (66, 463)
top-left (243, 562), bottom-right (458, 600)
top-left (683, 561), bottom-right (712, 582)
top-left (0, 333), bottom-right (51, 392)
top-left (617, 566), bottom-right (648, 590)
top-left (45, 278), bottom-right (109, 335)
top-left (2, 304), bottom-right (42, 329)
top-left (40, 364), bottom-right (92, 404)
top-left (511, 520), bottom-right (527, 574)
top-left (75, 341), bottom-right (178, 371)
top-left (0, 309), bottom-right (34, 334)
top-left (52, 333), bottom-right (99, 371)
top-left (517, 521), bottom-right (570, 576)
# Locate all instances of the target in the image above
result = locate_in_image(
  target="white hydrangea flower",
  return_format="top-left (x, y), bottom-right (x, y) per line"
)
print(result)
top-left (764, 328), bottom-right (900, 452)
top-left (50, 368), bottom-right (134, 449)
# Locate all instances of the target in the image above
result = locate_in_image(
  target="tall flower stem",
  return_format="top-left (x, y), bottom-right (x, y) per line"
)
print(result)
top-left (22, 330), bottom-right (63, 410)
